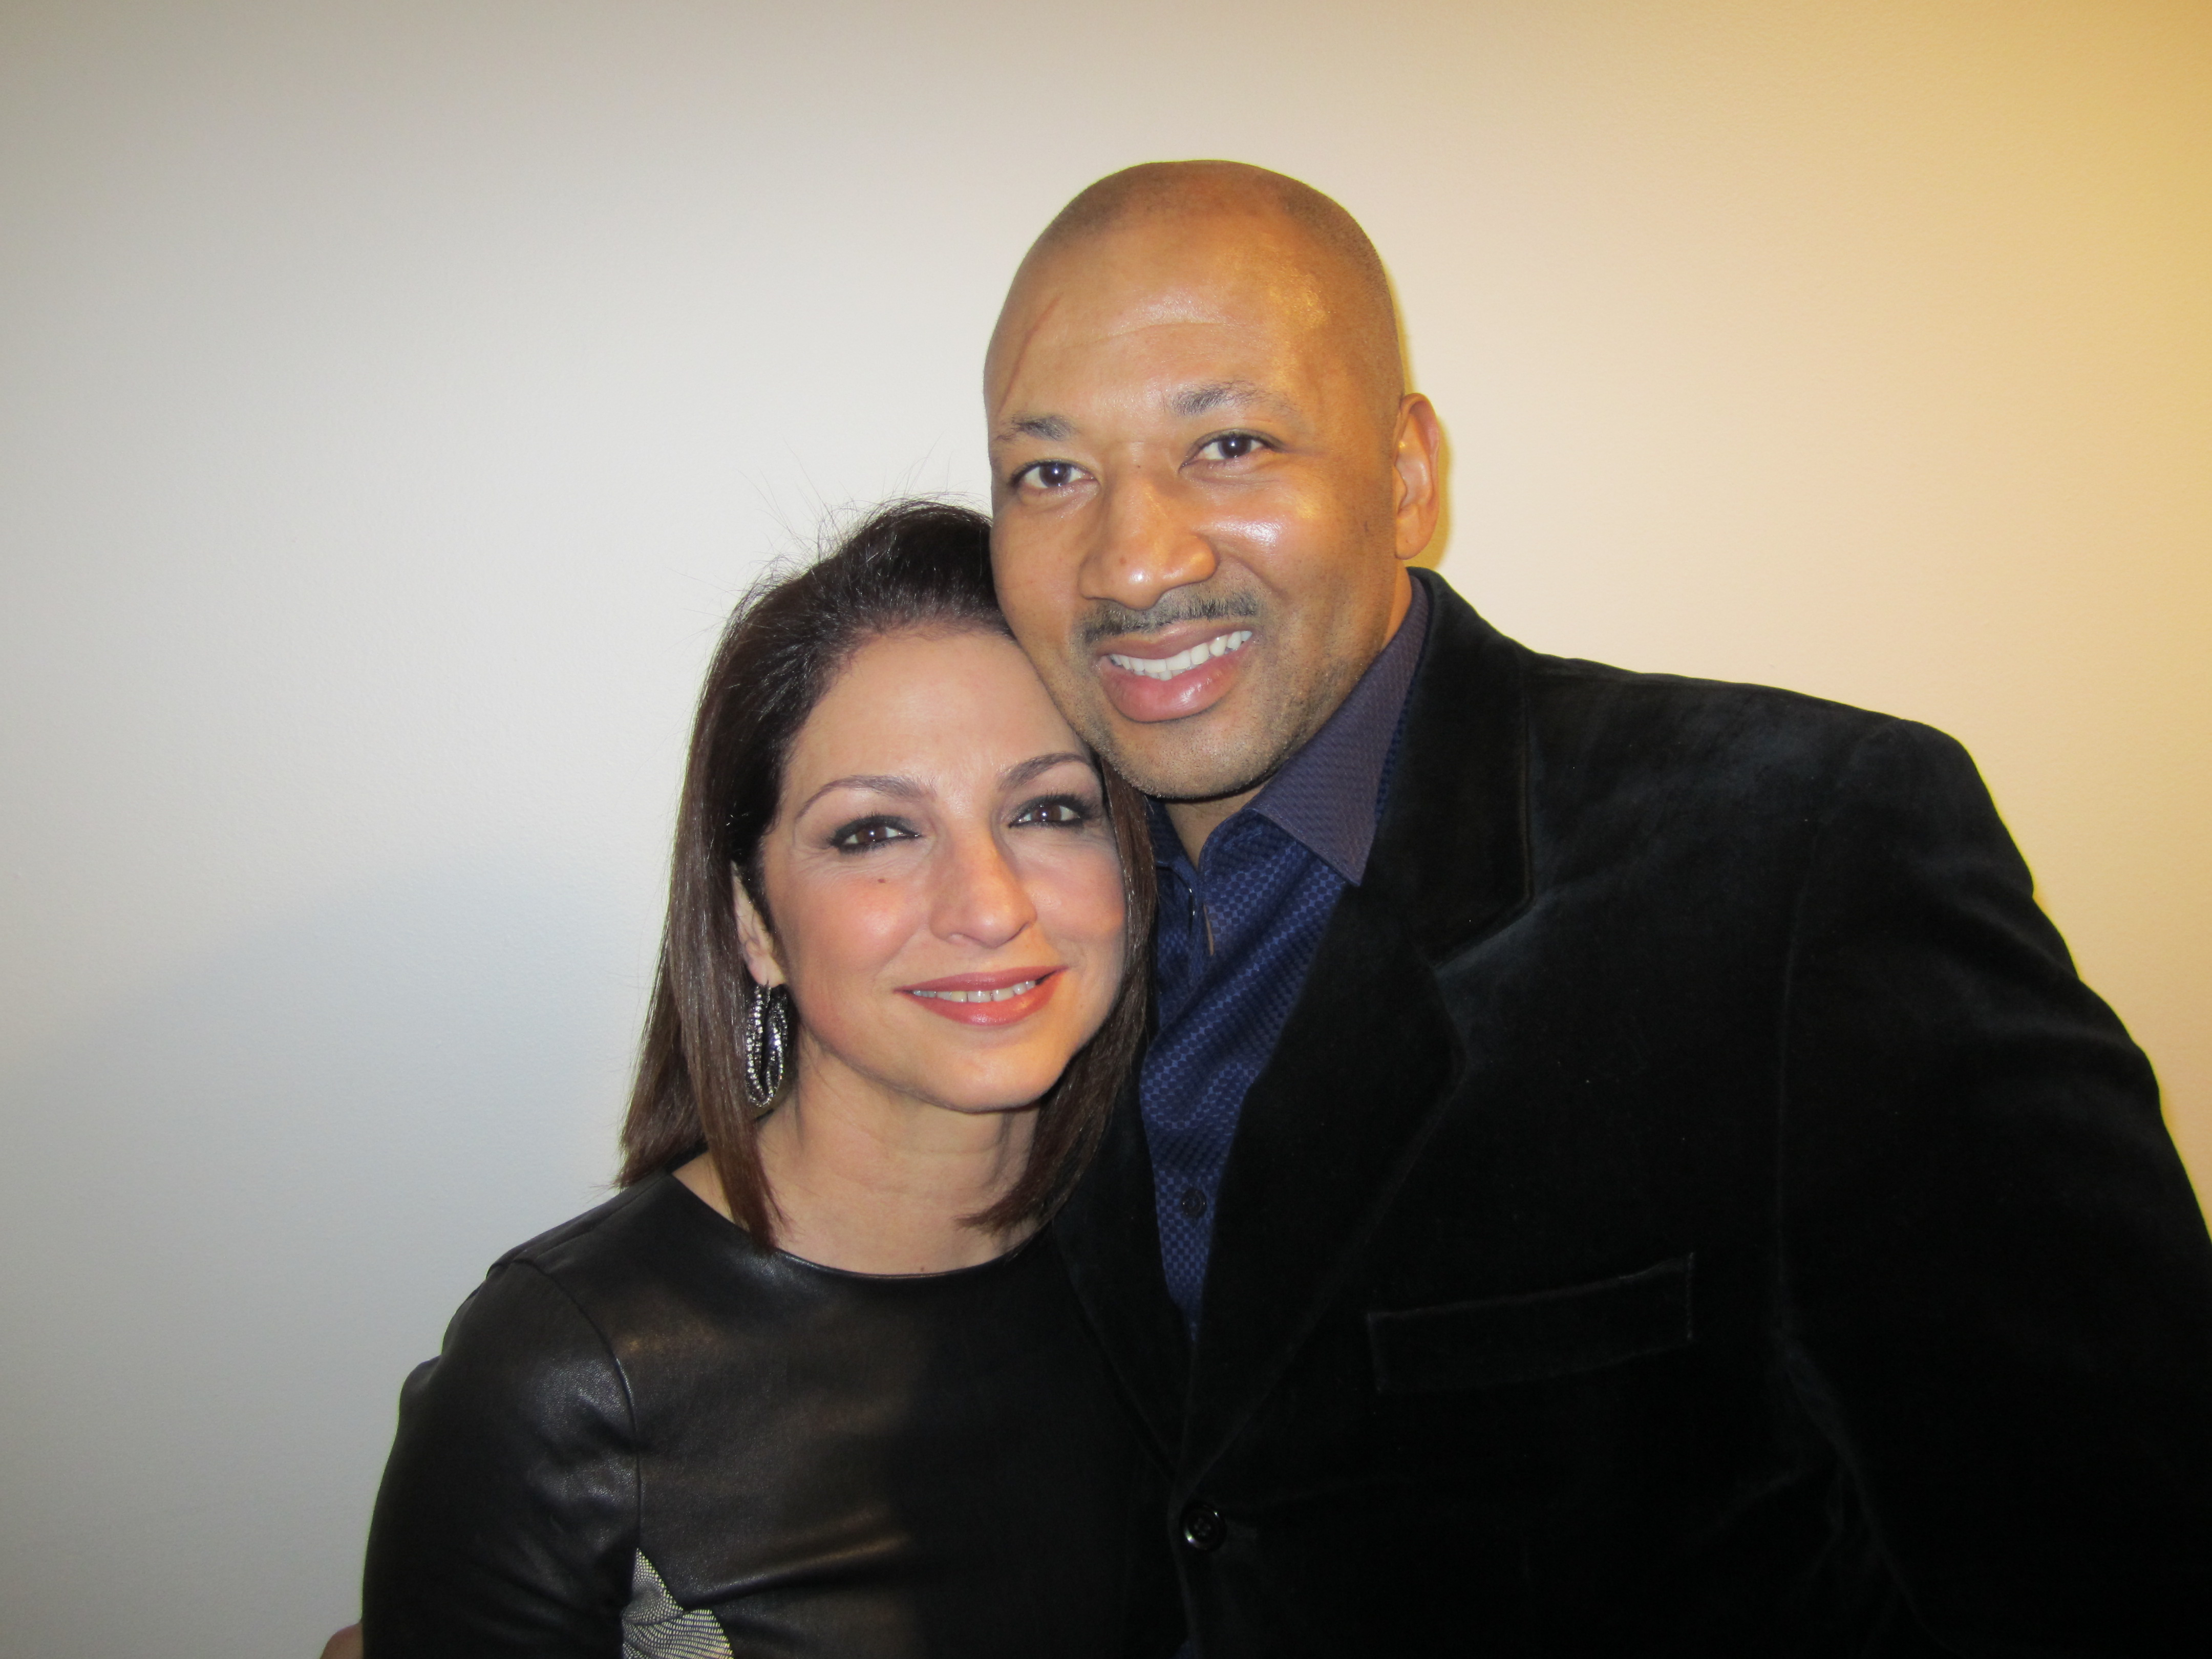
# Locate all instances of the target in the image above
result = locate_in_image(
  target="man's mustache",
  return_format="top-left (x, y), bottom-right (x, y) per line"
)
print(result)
top-left (1076, 590), bottom-right (1262, 648)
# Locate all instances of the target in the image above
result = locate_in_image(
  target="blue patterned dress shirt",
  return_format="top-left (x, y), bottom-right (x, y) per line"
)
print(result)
top-left (1141, 578), bottom-right (1431, 1332)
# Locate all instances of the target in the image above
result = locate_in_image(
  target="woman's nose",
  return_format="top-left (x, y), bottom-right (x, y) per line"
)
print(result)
top-left (1080, 469), bottom-right (1218, 614)
top-left (930, 831), bottom-right (1038, 950)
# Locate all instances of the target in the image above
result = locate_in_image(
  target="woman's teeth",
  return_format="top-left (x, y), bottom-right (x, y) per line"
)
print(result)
top-left (911, 979), bottom-right (1041, 1004)
top-left (1106, 629), bottom-right (1253, 682)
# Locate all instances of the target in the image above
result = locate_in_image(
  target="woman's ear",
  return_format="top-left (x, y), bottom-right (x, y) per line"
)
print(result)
top-left (733, 878), bottom-right (785, 988)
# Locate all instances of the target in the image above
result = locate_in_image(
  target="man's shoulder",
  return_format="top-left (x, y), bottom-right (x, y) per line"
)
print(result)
top-left (1416, 578), bottom-right (1953, 796)
top-left (1520, 647), bottom-right (1974, 822)
top-left (1526, 647), bottom-right (1895, 736)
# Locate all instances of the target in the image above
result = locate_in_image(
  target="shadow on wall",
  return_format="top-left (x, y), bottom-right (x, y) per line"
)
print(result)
top-left (0, 863), bottom-right (642, 1659)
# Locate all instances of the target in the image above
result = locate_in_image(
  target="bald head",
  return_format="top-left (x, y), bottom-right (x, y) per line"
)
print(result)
top-left (993, 161), bottom-right (1405, 432)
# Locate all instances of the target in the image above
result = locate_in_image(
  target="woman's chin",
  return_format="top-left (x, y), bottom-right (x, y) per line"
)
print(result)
top-left (900, 1052), bottom-right (1076, 1119)
top-left (922, 1076), bottom-right (1063, 1119)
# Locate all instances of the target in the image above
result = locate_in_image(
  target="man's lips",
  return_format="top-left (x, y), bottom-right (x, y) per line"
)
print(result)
top-left (900, 967), bottom-right (1062, 1027)
top-left (1093, 625), bottom-right (1254, 723)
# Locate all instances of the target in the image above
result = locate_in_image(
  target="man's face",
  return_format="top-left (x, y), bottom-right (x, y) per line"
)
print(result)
top-left (987, 218), bottom-right (1429, 806)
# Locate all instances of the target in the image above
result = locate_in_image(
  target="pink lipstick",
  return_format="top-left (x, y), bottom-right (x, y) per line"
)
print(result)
top-left (899, 967), bottom-right (1062, 1027)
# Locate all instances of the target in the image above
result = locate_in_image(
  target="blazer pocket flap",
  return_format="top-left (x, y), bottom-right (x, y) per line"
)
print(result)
top-left (1368, 1255), bottom-right (1694, 1394)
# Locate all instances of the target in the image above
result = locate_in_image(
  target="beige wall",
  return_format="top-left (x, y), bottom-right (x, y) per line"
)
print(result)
top-left (1, 4), bottom-right (2203, 1654)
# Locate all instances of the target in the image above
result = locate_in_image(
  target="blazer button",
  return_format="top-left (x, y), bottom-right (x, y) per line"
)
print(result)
top-left (1180, 1500), bottom-right (1226, 1552)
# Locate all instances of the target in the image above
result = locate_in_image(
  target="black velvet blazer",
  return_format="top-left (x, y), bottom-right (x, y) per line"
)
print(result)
top-left (1056, 570), bottom-right (2212, 1656)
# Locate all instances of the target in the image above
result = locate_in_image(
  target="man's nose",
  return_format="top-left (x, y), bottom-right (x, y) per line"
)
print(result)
top-left (1080, 467), bottom-right (1217, 613)
top-left (930, 829), bottom-right (1037, 951)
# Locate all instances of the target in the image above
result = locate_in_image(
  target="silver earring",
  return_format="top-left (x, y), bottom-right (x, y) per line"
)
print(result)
top-left (742, 982), bottom-right (792, 1107)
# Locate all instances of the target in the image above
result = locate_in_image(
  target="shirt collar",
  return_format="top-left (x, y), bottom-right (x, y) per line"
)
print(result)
top-left (1148, 575), bottom-right (1432, 886)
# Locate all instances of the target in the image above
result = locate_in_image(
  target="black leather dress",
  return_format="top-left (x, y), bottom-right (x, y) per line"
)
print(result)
top-left (362, 1172), bottom-right (1181, 1658)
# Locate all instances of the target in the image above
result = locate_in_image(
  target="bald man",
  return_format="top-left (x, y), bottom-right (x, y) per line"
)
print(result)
top-left (988, 163), bottom-right (2212, 1655)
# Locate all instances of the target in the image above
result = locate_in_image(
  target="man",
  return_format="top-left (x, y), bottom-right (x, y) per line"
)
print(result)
top-left (987, 161), bottom-right (2212, 1654)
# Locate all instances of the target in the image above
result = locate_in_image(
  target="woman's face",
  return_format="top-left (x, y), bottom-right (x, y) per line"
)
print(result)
top-left (740, 626), bottom-right (1128, 1118)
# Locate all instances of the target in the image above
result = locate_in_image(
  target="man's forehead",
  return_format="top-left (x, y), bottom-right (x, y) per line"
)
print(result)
top-left (1005, 250), bottom-right (1327, 349)
top-left (988, 279), bottom-right (1329, 433)
top-left (991, 219), bottom-right (1330, 369)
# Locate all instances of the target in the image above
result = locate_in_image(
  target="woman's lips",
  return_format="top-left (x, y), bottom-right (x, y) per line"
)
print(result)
top-left (1096, 627), bottom-right (1254, 723)
top-left (900, 967), bottom-right (1062, 1027)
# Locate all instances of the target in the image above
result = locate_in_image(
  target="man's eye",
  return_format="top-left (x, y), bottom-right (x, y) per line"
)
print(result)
top-left (830, 817), bottom-right (917, 852)
top-left (1196, 432), bottom-right (1267, 463)
top-left (1012, 796), bottom-right (1094, 828)
top-left (1016, 460), bottom-right (1083, 492)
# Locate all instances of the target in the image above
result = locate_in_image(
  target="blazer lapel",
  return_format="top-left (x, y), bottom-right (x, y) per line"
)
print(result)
top-left (1182, 571), bottom-right (1535, 1473)
top-left (1052, 1071), bottom-right (1189, 1466)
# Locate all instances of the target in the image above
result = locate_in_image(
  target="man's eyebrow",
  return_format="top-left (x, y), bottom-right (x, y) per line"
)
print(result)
top-left (1167, 379), bottom-right (1296, 420)
top-left (1003, 751), bottom-right (1095, 788)
top-left (992, 413), bottom-right (1073, 444)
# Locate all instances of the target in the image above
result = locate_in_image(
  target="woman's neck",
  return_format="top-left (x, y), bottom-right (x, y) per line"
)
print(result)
top-left (679, 1065), bottom-right (1038, 1274)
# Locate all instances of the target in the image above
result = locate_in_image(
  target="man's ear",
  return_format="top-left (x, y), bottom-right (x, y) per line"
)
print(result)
top-left (733, 878), bottom-right (786, 988)
top-left (1391, 393), bottom-right (1444, 561)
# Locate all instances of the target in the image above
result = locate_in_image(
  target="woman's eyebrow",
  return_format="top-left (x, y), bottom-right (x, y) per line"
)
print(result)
top-left (794, 754), bottom-right (1090, 818)
top-left (1002, 752), bottom-right (1095, 789)
top-left (793, 774), bottom-right (921, 816)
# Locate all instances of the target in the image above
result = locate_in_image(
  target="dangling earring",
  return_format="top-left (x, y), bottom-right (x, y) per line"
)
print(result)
top-left (742, 982), bottom-right (793, 1109)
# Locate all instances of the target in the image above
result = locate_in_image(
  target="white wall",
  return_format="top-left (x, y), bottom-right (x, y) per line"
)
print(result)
top-left (2, 4), bottom-right (2204, 1653)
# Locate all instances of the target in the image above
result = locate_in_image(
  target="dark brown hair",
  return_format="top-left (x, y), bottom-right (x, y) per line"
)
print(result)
top-left (617, 499), bottom-right (1154, 1248)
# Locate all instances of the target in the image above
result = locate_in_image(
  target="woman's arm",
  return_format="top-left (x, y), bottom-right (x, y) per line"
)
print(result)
top-left (362, 1261), bottom-right (639, 1657)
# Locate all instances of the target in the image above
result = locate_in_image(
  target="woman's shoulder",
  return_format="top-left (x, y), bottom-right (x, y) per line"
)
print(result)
top-left (398, 1176), bottom-right (716, 1442)
top-left (494, 1172), bottom-right (691, 1280)
top-left (456, 1172), bottom-right (731, 1347)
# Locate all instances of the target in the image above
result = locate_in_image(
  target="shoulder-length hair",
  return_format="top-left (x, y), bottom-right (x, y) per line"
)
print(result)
top-left (618, 499), bottom-right (1154, 1249)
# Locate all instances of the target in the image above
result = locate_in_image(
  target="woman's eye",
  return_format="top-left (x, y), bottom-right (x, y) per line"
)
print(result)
top-left (1012, 796), bottom-right (1094, 828)
top-left (1196, 432), bottom-right (1267, 464)
top-left (1015, 459), bottom-right (1083, 492)
top-left (830, 817), bottom-right (916, 852)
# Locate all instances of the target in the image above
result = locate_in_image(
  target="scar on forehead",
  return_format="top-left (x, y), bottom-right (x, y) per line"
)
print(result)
top-left (985, 290), bottom-right (1064, 410)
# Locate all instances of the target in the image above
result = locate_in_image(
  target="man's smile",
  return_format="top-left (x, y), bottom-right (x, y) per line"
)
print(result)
top-left (1104, 628), bottom-right (1253, 682)
top-left (1091, 621), bottom-right (1257, 722)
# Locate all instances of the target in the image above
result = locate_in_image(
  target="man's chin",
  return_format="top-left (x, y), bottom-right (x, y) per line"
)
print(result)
top-left (1089, 714), bottom-right (1298, 806)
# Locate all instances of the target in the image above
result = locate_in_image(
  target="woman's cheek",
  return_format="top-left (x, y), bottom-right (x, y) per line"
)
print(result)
top-left (1032, 843), bottom-right (1129, 965)
top-left (784, 866), bottom-right (926, 989)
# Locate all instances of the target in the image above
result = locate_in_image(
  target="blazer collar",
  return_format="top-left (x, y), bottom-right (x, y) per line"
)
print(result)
top-left (1371, 567), bottom-right (1535, 966)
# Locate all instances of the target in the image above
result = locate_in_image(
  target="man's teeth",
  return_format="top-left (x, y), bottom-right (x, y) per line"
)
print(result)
top-left (1107, 630), bottom-right (1253, 682)
top-left (912, 979), bottom-right (1041, 1004)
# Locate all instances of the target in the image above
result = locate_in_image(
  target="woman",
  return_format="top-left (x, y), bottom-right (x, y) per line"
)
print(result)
top-left (357, 502), bottom-right (1175, 1657)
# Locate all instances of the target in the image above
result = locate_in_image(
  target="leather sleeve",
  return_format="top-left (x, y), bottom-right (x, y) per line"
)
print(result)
top-left (362, 1260), bottom-right (637, 1658)
top-left (1778, 717), bottom-right (2212, 1653)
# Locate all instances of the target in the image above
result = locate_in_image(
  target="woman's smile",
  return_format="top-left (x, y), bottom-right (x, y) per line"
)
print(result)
top-left (902, 966), bottom-right (1064, 1025)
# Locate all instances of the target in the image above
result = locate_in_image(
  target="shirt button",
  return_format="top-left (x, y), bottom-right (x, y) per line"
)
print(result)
top-left (1180, 1500), bottom-right (1227, 1552)
top-left (1177, 1186), bottom-right (1209, 1220)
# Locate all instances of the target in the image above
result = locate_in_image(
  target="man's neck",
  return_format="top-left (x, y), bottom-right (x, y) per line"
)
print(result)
top-left (1164, 788), bottom-right (1261, 865)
